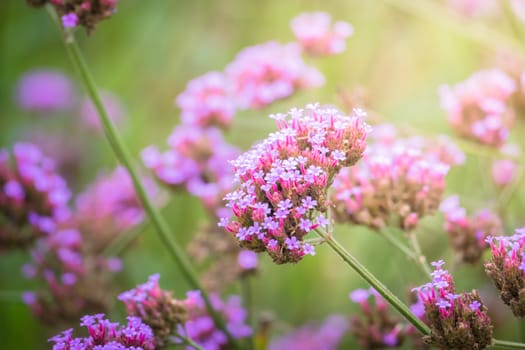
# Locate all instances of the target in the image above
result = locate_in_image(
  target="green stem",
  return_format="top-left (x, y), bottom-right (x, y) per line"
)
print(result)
top-left (174, 333), bottom-right (205, 350)
top-left (49, 12), bottom-right (240, 349)
top-left (314, 228), bottom-right (430, 335)
top-left (407, 231), bottom-right (432, 278)
top-left (241, 277), bottom-right (255, 350)
top-left (503, 0), bottom-right (525, 42)
top-left (493, 339), bottom-right (525, 350)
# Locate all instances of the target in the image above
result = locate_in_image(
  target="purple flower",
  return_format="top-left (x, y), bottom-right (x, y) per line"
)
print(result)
top-left (237, 250), bottom-right (258, 270)
top-left (61, 13), bottom-right (78, 28)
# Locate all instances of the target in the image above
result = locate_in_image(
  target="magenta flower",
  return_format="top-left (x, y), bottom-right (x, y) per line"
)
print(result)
top-left (0, 143), bottom-right (71, 250)
top-left (290, 12), bottom-right (353, 56)
top-left (226, 42), bottom-right (324, 109)
top-left (176, 71), bottom-right (236, 129)
top-left (220, 104), bottom-right (369, 263)
top-left (269, 315), bottom-right (347, 350)
top-left (49, 314), bottom-right (155, 350)
top-left (16, 69), bottom-right (75, 113)
top-left (80, 91), bottom-right (125, 132)
top-left (491, 159), bottom-right (516, 187)
top-left (485, 228), bottom-right (525, 317)
top-left (439, 69), bottom-right (516, 147)
top-left (412, 261), bottom-right (493, 349)
top-left (61, 12), bottom-right (78, 28)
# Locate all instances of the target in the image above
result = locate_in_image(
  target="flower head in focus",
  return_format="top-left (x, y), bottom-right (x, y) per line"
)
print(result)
top-left (220, 104), bottom-right (369, 264)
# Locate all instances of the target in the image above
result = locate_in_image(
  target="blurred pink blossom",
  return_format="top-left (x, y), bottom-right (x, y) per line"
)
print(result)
top-left (80, 91), bottom-right (124, 131)
top-left (491, 159), bottom-right (516, 187)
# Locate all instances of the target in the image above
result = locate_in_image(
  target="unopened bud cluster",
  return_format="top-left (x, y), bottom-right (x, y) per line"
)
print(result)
top-left (220, 104), bottom-right (369, 263)
top-left (412, 260), bottom-right (493, 350)
top-left (485, 228), bottom-right (525, 317)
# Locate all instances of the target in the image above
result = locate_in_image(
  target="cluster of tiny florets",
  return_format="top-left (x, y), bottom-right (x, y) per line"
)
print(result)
top-left (0, 143), bottom-right (71, 250)
top-left (440, 195), bottom-right (502, 264)
top-left (439, 69), bottom-right (516, 147)
top-left (485, 228), bottom-right (525, 317)
top-left (349, 288), bottom-right (406, 349)
top-left (49, 314), bottom-right (155, 350)
top-left (268, 315), bottom-right (348, 350)
top-left (290, 12), bottom-right (353, 56)
top-left (179, 290), bottom-right (252, 349)
top-left (220, 104), bottom-right (369, 263)
top-left (27, 0), bottom-right (118, 34)
top-left (142, 126), bottom-right (238, 214)
top-left (118, 274), bottom-right (188, 348)
top-left (226, 42), bottom-right (325, 109)
top-left (412, 260), bottom-right (493, 350)
top-left (332, 142), bottom-right (450, 230)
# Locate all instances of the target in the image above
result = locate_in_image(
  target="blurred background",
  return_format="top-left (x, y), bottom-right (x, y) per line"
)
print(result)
top-left (1, 0), bottom-right (525, 349)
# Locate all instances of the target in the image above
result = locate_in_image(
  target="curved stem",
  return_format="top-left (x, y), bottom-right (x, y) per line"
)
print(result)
top-left (407, 231), bottom-right (432, 278)
top-left (314, 228), bottom-right (430, 335)
top-left (47, 10), bottom-right (240, 349)
top-left (493, 339), bottom-right (525, 349)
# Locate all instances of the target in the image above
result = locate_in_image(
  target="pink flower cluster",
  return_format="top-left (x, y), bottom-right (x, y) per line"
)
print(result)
top-left (485, 228), bottom-right (525, 317)
top-left (491, 159), bottom-right (517, 187)
top-left (349, 288), bottom-right (405, 348)
top-left (180, 290), bottom-right (252, 349)
top-left (439, 69), bottom-right (516, 147)
top-left (118, 274), bottom-right (188, 347)
top-left (16, 70), bottom-right (75, 113)
top-left (290, 12), bottom-right (353, 56)
top-left (49, 314), bottom-right (155, 350)
top-left (142, 126), bottom-right (238, 214)
top-left (412, 260), bottom-right (493, 349)
top-left (440, 195), bottom-right (502, 264)
top-left (268, 315), bottom-right (348, 350)
top-left (22, 227), bottom-right (121, 324)
top-left (332, 143), bottom-right (450, 230)
top-left (0, 143), bottom-right (71, 249)
top-left (74, 166), bottom-right (157, 250)
top-left (226, 42), bottom-right (324, 110)
top-left (176, 72), bottom-right (236, 129)
top-left (220, 104), bottom-right (369, 263)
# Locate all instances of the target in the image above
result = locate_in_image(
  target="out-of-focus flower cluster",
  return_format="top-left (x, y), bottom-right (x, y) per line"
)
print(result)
top-left (332, 137), bottom-right (451, 231)
top-left (49, 313), bottom-right (155, 350)
top-left (220, 104), bottom-right (369, 263)
top-left (412, 260), bottom-right (493, 349)
top-left (187, 223), bottom-right (258, 292)
top-left (142, 126), bottom-right (238, 214)
top-left (269, 315), bottom-right (348, 350)
top-left (119, 274), bottom-right (188, 348)
top-left (439, 69), bottom-right (516, 147)
top-left (0, 143), bottom-right (71, 250)
top-left (290, 12), bottom-right (353, 56)
top-left (485, 228), bottom-right (525, 317)
top-left (440, 195), bottom-right (502, 264)
top-left (349, 288), bottom-right (406, 349)
top-left (27, 0), bottom-right (118, 34)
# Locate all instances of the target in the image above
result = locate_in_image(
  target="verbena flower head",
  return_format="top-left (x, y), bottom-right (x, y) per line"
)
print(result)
top-left (142, 125), bottom-right (239, 213)
top-left (332, 143), bottom-right (450, 230)
top-left (0, 143), bottom-right (71, 249)
top-left (220, 104), bottom-right (369, 264)
top-left (16, 69), bottom-right (75, 113)
top-left (179, 291), bottom-right (251, 349)
top-left (268, 315), bottom-right (347, 350)
top-left (187, 223), bottom-right (258, 292)
top-left (225, 42), bottom-right (324, 109)
top-left (49, 314), bottom-right (155, 350)
top-left (80, 91), bottom-right (125, 132)
top-left (118, 274), bottom-right (188, 348)
top-left (439, 69), bottom-right (516, 147)
top-left (440, 195), bottom-right (502, 264)
top-left (412, 260), bottom-right (493, 349)
top-left (74, 166), bottom-right (158, 252)
top-left (39, 0), bottom-right (119, 34)
top-left (349, 288), bottom-right (406, 348)
top-left (23, 227), bottom-right (120, 324)
top-left (485, 228), bottom-right (525, 317)
top-left (176, 71), bottom-right (236, 129)
top-left (491, 159), bottom-right (516, 187)
top-left (290, 12), bottom-right (353, 56)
